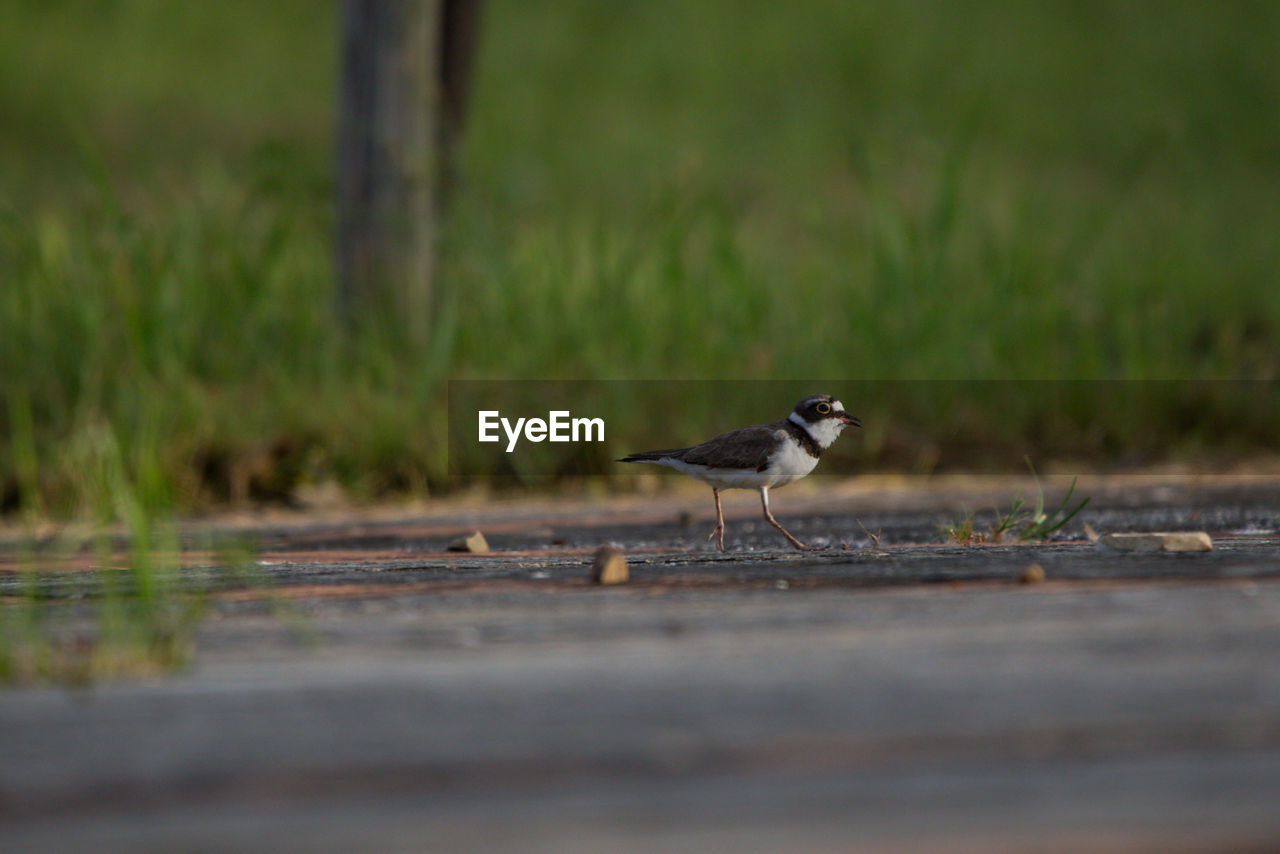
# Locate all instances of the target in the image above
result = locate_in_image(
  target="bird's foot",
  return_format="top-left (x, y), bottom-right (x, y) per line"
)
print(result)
top-left (706, 524), bottom-right (725, 552)
top-left (779, 532), bottom-right (830, 552)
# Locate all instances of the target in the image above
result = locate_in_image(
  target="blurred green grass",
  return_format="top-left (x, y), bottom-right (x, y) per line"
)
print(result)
top-left (2, 0), bottom-right (1279, 512)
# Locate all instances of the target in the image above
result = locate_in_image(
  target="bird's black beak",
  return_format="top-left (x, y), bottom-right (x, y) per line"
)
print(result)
top-left (839, 412), bottom-right (862, 428)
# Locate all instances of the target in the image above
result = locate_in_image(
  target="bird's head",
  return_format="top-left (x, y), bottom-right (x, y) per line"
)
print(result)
top-left (790, 394), bottom-right (861, 448)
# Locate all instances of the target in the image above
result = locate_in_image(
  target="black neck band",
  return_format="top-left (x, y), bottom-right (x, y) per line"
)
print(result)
top-left (784, 419), bottom-right (823, 458)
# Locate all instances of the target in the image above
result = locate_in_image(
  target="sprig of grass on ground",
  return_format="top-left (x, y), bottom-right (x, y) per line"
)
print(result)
top-left (940, 471), bottom-right (1090, 546)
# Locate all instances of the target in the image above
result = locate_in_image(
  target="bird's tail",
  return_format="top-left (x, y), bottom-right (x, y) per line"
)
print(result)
top-left (617, 448), bottom-right (688, 464)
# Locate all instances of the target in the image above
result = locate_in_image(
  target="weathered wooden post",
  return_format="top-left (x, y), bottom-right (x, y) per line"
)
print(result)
top-left (336, 0), bottom-right (481, 338)
top-left (336, 0), bottom-right (440, 341)
top-left (439, 0), bottom-right (483, 182)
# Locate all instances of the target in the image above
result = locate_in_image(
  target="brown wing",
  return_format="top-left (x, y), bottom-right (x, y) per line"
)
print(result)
top-left (680, 422), bottom-right (785, 472)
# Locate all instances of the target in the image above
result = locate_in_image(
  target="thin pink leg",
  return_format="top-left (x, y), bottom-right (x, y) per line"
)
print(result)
top-left (706, 488), bottom-right (726, 551)
top-left (760, 487), bottom-right (811, 551)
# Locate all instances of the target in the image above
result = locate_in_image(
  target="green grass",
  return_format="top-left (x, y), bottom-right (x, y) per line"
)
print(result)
top-left (1, 390), bottom-right (277, 685)
top-left (2, 416), bottom-right (202, 685)
top-left (3, 0), bottom-right (1280, 512)
top-left (940, 466), bottom-right (1090, 545)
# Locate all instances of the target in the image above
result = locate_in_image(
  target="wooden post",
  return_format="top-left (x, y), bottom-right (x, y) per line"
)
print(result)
top-left (337, 0), bottom-right (442, 342)
top-left (439, 0), bottom-right (483, 193)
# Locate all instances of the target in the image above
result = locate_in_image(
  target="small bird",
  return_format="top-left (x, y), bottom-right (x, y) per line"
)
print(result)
top-left (618, 394), bottom-right (861, 551)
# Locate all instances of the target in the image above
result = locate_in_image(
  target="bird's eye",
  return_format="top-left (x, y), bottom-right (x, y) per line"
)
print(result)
top-left (815, 402), bottom-right (831, 415)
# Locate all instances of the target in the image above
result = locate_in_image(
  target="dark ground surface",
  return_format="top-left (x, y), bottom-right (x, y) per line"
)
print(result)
top-left (3, 477), bottom-right (1280, 852)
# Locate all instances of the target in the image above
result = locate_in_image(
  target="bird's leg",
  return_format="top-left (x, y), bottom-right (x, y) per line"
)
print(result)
top-left (706, 488), bottom-right (726, 551)
top-left (760, 487), bottom-right (813, 551)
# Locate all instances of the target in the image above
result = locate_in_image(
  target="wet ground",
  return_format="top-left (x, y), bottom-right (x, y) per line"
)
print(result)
top-left (3, 477), bottom-right (1280, 852)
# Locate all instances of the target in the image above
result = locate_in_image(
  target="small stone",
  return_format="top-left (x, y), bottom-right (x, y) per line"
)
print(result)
top-left (1019, 563), bottom-right (1046, 584)
top-left (1098, 532), bottom-right (1212, 553)
top-left (591, 546), bottom-right (629, 585)
top-left (447, 531), bottom-right (489, 553)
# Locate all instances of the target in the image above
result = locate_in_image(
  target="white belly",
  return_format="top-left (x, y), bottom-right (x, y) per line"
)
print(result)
top-left (648, 442), bottom-right (819, 491)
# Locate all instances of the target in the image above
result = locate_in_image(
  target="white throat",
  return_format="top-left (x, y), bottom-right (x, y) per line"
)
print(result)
top-left (789, 410), bottom-right (846, 450)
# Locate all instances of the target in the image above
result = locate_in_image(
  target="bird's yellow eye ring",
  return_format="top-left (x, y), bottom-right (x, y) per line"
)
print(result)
top-left (816, 402), bottom-right (831, 415)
